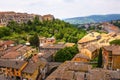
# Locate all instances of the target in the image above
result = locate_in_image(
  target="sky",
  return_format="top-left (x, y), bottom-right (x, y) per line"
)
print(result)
top-left (0, 0), bottom-right (120, 19)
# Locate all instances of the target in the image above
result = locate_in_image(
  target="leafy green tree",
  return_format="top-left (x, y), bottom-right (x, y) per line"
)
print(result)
top-left (110, 39), bottom-right (120, 45)
top-left (7, 21), bottom-right (20, 32)
top-left (27, 20), bottom-right (33, 25)
top-left (33, 16), bottom-right (41, 26)
top-left (54, 45), bottom-right (78, 62)
top-left (1, 19), bottom-right (86, 44)
top-left (29, 33), bottom-right (40, 47)
top-left (97, 48), bottom-right (103, 68)
top-left (0, 27), bottom-right (11, 38)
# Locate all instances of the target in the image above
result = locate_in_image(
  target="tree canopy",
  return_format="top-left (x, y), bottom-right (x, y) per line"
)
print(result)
top-left (0, 27), bottom-right (11, 38)
top-left (110, 39), bottom-right (120, 45)
top-left (0, 18), bottom-right (86, 44)
top-left (29, 33), bottom-right (40, 47)
top-left (54, 45), bottom-right (79, 62)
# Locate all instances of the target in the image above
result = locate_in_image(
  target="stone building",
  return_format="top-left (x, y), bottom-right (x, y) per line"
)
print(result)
top-left (0, 11), bottom-right (54, 26)
top-left (42, 14), bottom-right (54, 21)
top-left (0, 59), bottom-right (47, 80)
top-left (102, 45), bottom-right (120, 70)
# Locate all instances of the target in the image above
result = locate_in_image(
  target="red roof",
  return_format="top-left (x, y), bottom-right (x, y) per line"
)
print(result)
top-left (3, 40), bottom-right (15, 46)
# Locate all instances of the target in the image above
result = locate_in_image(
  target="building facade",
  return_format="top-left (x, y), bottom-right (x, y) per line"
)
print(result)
top-left (102, 45), bottom-right (120, 70)
top-left (0, 11), bottom-right (54, 26)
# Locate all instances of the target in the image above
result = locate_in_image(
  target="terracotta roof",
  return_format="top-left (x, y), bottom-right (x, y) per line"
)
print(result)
top-left (41, 44), bottom-right (65, 49)
top-left (72, 53), bottom-right (90, 60)
top-left (112, 48), bottom-right (120, 55)
top-left (17, 45), bottom-right (32, 53)
top-left (103, 45), bottom-right (120, 55)
top-left (1, 51), bottom-right (20, 59)
top-left (0, 59), bottom-right (26, 69)
top-left (42, 52), bottom-right (54, 59)
top-left (57, 61), bottom-right (92, 72)
top-left (3, 40), bottom-right (15, 46)
top-left (78, 32), bottom-right (100, 43)
top-left (46, 61), bottom-right (92, 80)
top-left (103, 45), bottom-right (116, 51)
top-left (22, 62), bottom-right (38, 74)
top-left (66, 62), bottom-right (92, 72)
top-left (46, 69), bottom-right (74, 80)
top-left (87, 68), bottom-right (120, 80)
top-left (47, 60), bottom-right (120, 80)
top-left (0, 41), bottom-right (3, 47)
top-left (10, 44), bottom-right (23, 51)
top-left (55, 71), bottom-right (74, 80)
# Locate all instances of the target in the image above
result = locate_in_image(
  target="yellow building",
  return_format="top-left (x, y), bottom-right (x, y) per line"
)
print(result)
top-left (22, 61), bottom-right (47, 80)
top-left (78, 31), bottom-right (120, 53)
top-left (0, 60), bottom-right (27, 79)
top-left (64, 43), bottom-right (75, 47)
top-left (42, 14), bottom-right (54, 21)
top-left (22, 62), bottom-right (39, 80)
top-left (39, 37), bottom-right (56, 45)
top-left (80, 44), bottom-right (99, 60)
top-left (0, 59), bottom-right (47, 80)
top-left (78, 32), bottom-right (100, 51)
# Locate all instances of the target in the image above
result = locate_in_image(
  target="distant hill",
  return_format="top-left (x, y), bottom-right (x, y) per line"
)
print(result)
top-left (64, 14), bottom-right (120, 24)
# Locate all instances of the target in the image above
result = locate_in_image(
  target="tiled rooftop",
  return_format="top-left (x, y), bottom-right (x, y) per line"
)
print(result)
top-left (1, 51), bottom-right (20, 59)
top-left (103, 45), bottom-right (120, 55)
top-left (85, 44), bottom-right (98, 52)
top-left (72, 53), bottom-right (90, 60)
top-left (46, 61), bottom-right (92, 80)
top-left (22, 62), bottom-right (38, 74)
top-left (0, 59), bottom-right (26, 69)
top-left (41, 44), bottom-right (65, 49)
top-left (78, 32), bottom-right (100, 43)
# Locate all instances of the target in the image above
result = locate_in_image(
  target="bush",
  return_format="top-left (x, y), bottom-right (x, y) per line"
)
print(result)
top-left (54, 45), bottom-right (78, 62)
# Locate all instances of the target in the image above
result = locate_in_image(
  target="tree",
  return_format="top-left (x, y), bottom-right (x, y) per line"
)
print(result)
top-left (33, 16), bottom-right (41, 26)
top-left (0, 27), bottom-right (11, 38)
top-left (97, 48), bottom-right (103, 68)
top-left (54, 45), bottom-right (78, 62)
top-left (27, 20), bottom-right (32, 25)
top-left (110, 39), bottom-right (120, 45)
top-left (7, 21), bottom-right (20, 32)
top-left (1, 19), bottom-right (86, 44)
top-left (29, 33), bottom-right (40, 47)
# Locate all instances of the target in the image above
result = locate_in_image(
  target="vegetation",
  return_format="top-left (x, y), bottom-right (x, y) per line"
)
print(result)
top-left (0, 27), bottom-right (11, 38)
top-left (29, 33), bottom-right (40, 47)
top-left (0, 17), bottom-right (86, 44)
top-left (97, 48), bottom-right (103, 68)
top-left (54, 45), bottom-right (79, 62)
top-left (110, 39), bottom-right (120, 45)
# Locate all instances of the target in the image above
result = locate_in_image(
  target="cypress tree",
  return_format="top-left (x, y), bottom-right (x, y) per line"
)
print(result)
top-left (97, 48), bottom-right (103, 68)
top-left (29, 33), bottom-right (39, 47)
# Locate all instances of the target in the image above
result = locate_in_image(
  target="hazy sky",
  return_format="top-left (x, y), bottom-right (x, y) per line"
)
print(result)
top-left (0, 0), bottom-right (120, 19)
